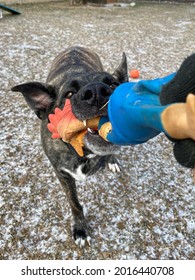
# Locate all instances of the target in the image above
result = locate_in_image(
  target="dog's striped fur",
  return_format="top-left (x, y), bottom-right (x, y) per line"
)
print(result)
top-left (12, 46), bottom-right (128, 246)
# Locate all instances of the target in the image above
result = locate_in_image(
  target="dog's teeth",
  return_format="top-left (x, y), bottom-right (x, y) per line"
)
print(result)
top-left (83, 120), bottom-right (87, 127)
top-left (87, 128), bottom-right (94, 134)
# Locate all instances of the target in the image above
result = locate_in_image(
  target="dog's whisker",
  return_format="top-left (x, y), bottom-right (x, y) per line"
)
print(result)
top-left (100, 100), bottom-right (110, 111)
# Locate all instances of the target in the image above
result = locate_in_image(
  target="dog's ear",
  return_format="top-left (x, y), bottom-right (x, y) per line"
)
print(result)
top-left (12, 82), bottom-right (56, 119)
top-left (113, 53), bottom-right (129, 83)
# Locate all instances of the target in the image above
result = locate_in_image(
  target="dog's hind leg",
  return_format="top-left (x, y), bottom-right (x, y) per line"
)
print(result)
top-left (56, 171), bottom-right (91, 247)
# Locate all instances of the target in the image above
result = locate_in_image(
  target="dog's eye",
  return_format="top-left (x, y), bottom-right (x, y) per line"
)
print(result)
top-left (66, 92), bottom-right (73, 98)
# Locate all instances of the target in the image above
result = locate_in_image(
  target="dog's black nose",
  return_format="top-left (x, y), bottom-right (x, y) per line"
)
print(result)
top-left (80, 83), bottom-right (111, 105)
top-left (81, 89), bottom-right (94, 101)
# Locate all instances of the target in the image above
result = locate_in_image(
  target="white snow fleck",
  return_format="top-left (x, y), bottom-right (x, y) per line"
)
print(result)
top-left (186, 219), bottom-right (195, 233)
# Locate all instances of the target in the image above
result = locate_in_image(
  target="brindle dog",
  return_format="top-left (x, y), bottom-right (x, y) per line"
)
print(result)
top-left (12, 46), bottom-right (128, 246)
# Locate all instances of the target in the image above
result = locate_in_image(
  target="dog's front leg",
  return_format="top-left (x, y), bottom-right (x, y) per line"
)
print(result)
top-left (84, 134), bottom-right (121, 173)
top-left (41, 125), bottom-right (91, 247)
top-left (56, 170), bottom-right (91, 247)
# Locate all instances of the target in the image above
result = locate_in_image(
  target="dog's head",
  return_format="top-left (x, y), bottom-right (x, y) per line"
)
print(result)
top-left (62, 53), bottom-right (128, 121)
top-left (12, 52), bottom-right (128, 155)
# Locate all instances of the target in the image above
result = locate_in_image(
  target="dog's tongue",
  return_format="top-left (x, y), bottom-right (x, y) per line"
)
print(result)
top-left (48, 99), bottom-right (87, 156)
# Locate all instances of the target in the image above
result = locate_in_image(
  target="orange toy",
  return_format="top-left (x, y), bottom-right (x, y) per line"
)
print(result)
top-left (47, 99), bottom-right (100, 156)
top-left (129, 69), bottom-right (140, 79)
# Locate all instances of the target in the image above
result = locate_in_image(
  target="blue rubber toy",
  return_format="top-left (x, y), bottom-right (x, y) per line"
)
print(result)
top-left (99, 53), bottom-right (195, 169)
top-left (99, 73), bottom-right (176, 145)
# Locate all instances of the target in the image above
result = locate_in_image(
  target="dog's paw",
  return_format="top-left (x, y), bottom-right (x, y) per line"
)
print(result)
top-left (73, 227), bottom-right (91, 248)
top-left (107, 155), bottom-right (121, 173)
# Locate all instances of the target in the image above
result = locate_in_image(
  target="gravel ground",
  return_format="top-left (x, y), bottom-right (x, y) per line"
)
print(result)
top-left (0, 1), bottom-right (195, 260)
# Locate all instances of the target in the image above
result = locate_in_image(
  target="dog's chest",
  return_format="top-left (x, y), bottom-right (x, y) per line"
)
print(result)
top-left (61, 165), bottom-right (87, 181)
top-left (60, 153), bottom-right (99, 181)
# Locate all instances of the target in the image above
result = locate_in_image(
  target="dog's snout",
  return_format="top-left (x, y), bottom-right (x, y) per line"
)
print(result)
top-left (80, 83), bottom-right (111, 105)
top-left (100, 86), bottom-right (111, 97)
top-left (72, 82), bottom-right (113, 119)
top-left (81, 89), bottom-right (94, 101)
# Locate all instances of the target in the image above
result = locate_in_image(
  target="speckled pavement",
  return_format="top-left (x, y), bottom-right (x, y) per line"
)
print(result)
top-left (0, 2), bottom-right (195, 259)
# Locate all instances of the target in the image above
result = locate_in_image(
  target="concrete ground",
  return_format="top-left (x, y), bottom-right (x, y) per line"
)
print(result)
top-left (0, 1), bottom-right (195, 260)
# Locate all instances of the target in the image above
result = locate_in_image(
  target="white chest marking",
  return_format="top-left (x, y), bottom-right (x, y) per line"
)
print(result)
top-left (61, 165), bottom-right (87, 181)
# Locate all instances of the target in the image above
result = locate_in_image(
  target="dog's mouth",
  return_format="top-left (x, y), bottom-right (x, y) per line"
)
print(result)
top-left (48, 99), bottom-right (111, 157)
top-left (82, 99), bottom-right (109, 133)
top-left (82, 99), bottom-right (110, 136)
top-left (83, 118), bottom-right (100, 137)
top-left (87, 127), bottom-right (98, 134)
